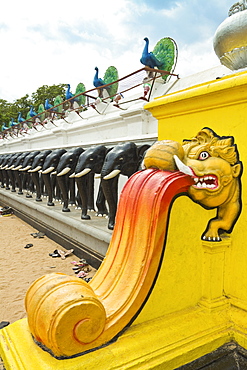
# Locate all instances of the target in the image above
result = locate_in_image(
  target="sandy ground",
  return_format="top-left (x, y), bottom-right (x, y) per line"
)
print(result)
top-left (0, 211), bottom-right (97, 325)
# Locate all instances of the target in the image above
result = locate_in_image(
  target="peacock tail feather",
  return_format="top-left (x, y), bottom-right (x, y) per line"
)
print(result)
top-left (54, 96), bottom-right (63, 113)
top-left (25, 112), bottom-right (34, 128)
top-left (153, 37), bottom-right (178, 81)
top-left (103, 66), bottom-right (119, 97)
top-left (38, 104), bottom-right (46, 121)
top-left (75, 83), bottom-right (86, 106)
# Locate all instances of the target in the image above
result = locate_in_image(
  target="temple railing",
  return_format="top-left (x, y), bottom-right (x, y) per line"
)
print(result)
top-left (0, 67), bottom-right (179, 140)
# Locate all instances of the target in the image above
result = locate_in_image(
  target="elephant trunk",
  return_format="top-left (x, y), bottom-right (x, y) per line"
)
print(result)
top-left (3, 169), bottom-right (10, 190)
top-left (0, 169), bottom-right (4, 188)
top-left (101, 176), bottom-right (119, 230)
top-left (25, 173), bottom-right (34, 198)
top-left (75, 176), bottom-right (91, 220)
top-left (32, 172), bottom-right (42, 201)
top-left (42, 173), bottom-right (54, 206)
top-left (7, 170), bottom-right (16, 192)
top-left (57, 175), bottom-right (70, 212)
top-left (68, 177), bottom-right (76, 206)
top-left (14, 170), bottom-right (23, 194)
top-left (95, 186), bottom-right (108, 217)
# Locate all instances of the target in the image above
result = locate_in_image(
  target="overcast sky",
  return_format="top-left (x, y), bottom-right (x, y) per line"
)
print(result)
top-left (0, 0), bottom-right (235, 102)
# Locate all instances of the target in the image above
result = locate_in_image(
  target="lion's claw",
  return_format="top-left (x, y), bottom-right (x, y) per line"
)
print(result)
top-left (202, 235), bottom-right (221, 242)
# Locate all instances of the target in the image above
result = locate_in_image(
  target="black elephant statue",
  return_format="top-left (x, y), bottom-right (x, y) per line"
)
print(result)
top-left (41, 149), bottom-right (67, 206)
top-left (0, 153), bottom-right (18, 190)
top-left (19, 150), bottom-right (40, 198)
top-left (6, 152), bottom-right (21, 192)
top-left (101, 142), bottom-right (150, 230)
top-left (12, 152), bottom-right (30, 194)
top-left (0, 154), bottom-right (7, 187)
top-left (56, 147), bottom-right (84, 212)
top-left (73, 145), bottom-right (109, 220)
top-left (28, 150), bottom-right (52, 201)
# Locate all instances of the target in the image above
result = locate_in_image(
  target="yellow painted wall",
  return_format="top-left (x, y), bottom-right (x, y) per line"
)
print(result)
top-left (136, 70), bottom-right (247, 323)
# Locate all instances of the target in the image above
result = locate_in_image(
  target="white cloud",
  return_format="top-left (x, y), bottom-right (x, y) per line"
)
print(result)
top-left (176, 38), bottom-right (220, 78)
top-left (0, 0), bottom-right (235, 102)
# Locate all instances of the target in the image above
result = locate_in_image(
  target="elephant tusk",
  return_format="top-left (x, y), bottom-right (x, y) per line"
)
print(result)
top-left (2, 165), bottom-right (8, 169)
top-left (173, 155), bottom-right (194, 176)
top-left (57, 167), bottom-right (71, 177)
top-left (42, 166), bottom-right (55, 174)
top-left (51, 171), bottom-right (57, 175)
top-left (12, 165), bottom-right (23, 171)
top-left (74, 168), bottom-right (91, 178)
top-left (103, 169), bottom-right (121, 180)
top-left (69, 172), bottom-right (75, 178)
top-left (19, 165), bottom-right (32, 171)
top-left (6, 165), bottom-right (15, 170)
top-left (28, 166), bottom-right (42, 173)
top-left (94, 174), bottom-right (101, 179)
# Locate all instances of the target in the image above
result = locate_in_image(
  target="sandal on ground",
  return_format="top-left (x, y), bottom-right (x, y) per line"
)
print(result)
top-left (77, 271), bottom-right (88, 278)
top-left (0, 321), bottom-right (10, 329)
top-left (24, 243), bottom-right (33, 249)
top-left (58, 249), bottom-right (74, 259)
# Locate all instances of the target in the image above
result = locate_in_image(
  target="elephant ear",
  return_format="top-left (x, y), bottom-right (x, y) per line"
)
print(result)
top-left (137, 145), bottom-right (151, 168)
top-left (106, 147), bottom-right (114, 154)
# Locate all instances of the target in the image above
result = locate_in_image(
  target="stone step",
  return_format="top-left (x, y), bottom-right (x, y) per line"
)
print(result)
top-left (0, 188), bottom-right (112, 269)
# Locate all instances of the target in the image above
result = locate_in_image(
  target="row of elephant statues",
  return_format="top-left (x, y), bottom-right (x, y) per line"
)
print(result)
top-left (0, 142), bottom-right (150, 229)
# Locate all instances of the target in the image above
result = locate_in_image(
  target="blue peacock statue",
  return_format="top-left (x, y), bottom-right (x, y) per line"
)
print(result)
top-left (44, 99), bottom-right (58, 121)
top-left (93, 67), bottom-right (107, 89)
top-left (65, 84), bottom-right (86, 109)
top-left (10, 118), bottom-right (18, 127)
top-left (93, 66), bottom-right (118, 99)
top-left (140, 37), bottom-right (163, 69)
top-left (17, 112), bottom-right (25, 124)
top-left (26, 106), bottom-right (39, 130)
top-left (29, 106), bottom-right (38, 118)
top-left (45, 99), bottom-right (55, 111)
top-left (1, 123), bottom-right (9, 131)
top-left (140, 37), bottom-right (178, 81)
top-left (66, 84), bottom-right (74, 101)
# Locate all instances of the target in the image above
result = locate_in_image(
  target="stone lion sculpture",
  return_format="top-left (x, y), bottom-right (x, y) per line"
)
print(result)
top-left (144, 127), bottom-right (242, 241)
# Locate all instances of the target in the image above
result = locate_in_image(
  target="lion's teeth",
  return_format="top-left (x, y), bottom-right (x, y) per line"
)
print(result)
top-left (202, 182), bottom-right (207, 188)
top-left (204, 176), bottom-right (209, 181)
top-left (194, 177), bottom-right (199, 183)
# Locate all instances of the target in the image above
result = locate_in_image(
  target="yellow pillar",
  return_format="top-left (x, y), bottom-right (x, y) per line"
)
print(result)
top-left (199, 239), bottom-right (230, 310)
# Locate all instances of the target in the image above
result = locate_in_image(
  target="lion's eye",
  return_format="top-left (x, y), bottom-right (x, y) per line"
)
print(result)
top-left (198, 151), bottom-right (210, 160)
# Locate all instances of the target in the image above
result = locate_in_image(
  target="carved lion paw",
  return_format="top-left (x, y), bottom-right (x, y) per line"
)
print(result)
top-left (202, 235), bottom-right (221, 242)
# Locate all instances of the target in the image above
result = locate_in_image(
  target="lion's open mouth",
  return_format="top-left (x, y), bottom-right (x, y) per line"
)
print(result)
top-left (193, 175), bottom-right (218, 189)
